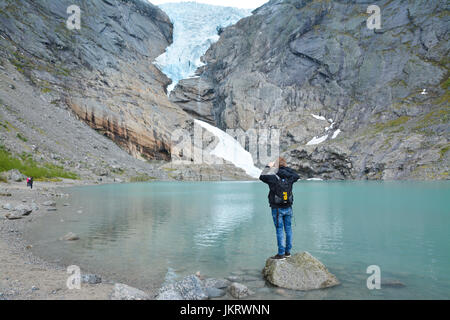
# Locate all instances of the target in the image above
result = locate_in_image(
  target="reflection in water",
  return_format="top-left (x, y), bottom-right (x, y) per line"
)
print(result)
top-left (25, 181), bottom-right (450, 299)
top-left (194, 193), bottom-right (255, 247)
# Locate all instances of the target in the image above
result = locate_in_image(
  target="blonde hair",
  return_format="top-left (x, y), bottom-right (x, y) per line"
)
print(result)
top-left (275, 157), bottom-right (287, 168)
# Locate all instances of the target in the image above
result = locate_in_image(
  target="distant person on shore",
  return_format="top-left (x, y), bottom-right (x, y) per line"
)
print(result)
top-left (26, 177), bottom-right (33, 189)
top-left (259, 157), bottom-right (299, 260)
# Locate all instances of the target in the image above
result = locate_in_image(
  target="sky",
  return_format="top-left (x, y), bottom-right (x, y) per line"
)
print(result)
top-left (149, 0), bottom-right (269, 9)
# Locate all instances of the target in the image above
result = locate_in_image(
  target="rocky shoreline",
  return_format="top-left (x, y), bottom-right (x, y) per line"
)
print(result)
top-left (0, 179), bottom-right (163, 300)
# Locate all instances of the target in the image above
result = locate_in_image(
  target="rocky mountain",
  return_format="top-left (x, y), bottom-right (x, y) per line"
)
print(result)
top-left (0, 0), bottom-right (254, 181)
top-left (171, 0), bottom-right (449, 180)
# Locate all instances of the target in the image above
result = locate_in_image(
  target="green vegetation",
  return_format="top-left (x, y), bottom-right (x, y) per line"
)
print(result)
top-left (16, 133), bottom-right (28, 142)
top-left (374, 116), bottom-right (411, 133)
top-left (129, 174), bottom-right (156, 183)
top-left (414, 108), bottom-right (449, 131)
top-left (0, 146), bottom-right (78, 181)
top-left (439, 144), bottom-right (450, 160)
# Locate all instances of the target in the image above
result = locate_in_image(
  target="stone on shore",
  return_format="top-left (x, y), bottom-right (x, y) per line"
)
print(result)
top-left (228, 282), bottom-right (254, 299)
top-left (156, 275), bottom-right (208, 300)
top-left (5, 212), bottom-right (22, 220)
top-left (42, 201), bottom-right (56, 207)
top-left (262, 251), bottom-right (339, 291)
top-left (13, 204), bottom-right (32, 216)
top-left (2, 203), bottom-right (13, 210)
top-left (81, 274), bottom-right (102, 284)
top-left (111, 283), bottom-right (149, 300)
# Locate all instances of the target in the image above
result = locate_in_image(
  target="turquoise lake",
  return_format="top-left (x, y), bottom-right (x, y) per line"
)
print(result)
top-left (26, 181), bottom-right (450, 299)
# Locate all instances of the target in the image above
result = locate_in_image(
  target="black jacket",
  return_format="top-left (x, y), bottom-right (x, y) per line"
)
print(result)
top-left (259, 166), bottom-right (300, 208)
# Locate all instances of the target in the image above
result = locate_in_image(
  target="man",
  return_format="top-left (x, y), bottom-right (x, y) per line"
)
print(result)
top-left (259, 157), bottom-right (299, 260)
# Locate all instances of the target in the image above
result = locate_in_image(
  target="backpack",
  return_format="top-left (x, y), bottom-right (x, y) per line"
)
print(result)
top-left (273, 175), bottom-right (293, 206)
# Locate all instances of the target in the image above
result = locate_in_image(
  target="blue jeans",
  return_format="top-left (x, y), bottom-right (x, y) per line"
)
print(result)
top-left (271, 207), bottom-right (293, 255)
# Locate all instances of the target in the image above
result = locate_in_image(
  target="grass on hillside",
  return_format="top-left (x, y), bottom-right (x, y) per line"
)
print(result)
top-left (0, 146), bottom-right (78, 181)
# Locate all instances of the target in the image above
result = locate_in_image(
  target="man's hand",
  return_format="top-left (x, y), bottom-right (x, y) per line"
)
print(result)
top-left (268, 161), bottom-right (275, 168)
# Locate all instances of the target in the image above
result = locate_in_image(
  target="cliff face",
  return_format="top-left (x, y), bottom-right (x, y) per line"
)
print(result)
top-left (0, 0), bottom-right (189, 161)
top-left (171, 0), bottom-right (449, 180)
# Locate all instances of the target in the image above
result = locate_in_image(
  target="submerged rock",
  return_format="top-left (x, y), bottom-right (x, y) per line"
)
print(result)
top-left (205, 287), bottom-right (226, 298)
top-left (228, 282), bottom-right (254, 299)
top-left (203, 278), bottom-right (230, 289)
top-left (262, 252), bottom-right (339, 291)
top-left (111, 283), bottom-right (149, 300)
top-left (42, 201), bottom-right (56, 207)
top-left (157, 275), bottom-right (208, 300)
top-left (381, 279), bottom-right (405, 288)
top-left (61, 232), bottom-right (79, 241)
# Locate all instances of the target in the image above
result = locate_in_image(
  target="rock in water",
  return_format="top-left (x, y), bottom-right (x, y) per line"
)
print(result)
top-left (111, 283), bottom-right (149, 300)
top-left (61, 232), bottom-right (79, 241)
top-left (157, 275), bottom-right (208, 300)
top-left (262, 252), bottom-right (339, 290)
top-left (228, 282), bottom-right (254, 299)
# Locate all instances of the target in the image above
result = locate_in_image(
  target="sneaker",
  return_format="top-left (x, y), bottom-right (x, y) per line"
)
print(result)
top-left (271, 254), bottom-right (286, 260)
top-left (284, 252), bottom-right (291, 257)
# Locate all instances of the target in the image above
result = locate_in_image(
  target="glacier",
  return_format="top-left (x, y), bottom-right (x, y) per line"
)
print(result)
top-left (154, 2), bottom-right (251, 93)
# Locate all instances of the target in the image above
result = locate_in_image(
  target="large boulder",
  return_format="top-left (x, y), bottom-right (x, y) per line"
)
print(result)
top-left (5, 170), bottom-right (25, 182)
top-left (262, 252), bottom-right (339, 291)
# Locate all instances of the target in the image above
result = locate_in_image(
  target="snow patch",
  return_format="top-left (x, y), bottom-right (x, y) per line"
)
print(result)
top-left (306, 134), bottom-right (328, 146)
top-left (307, 178), bottom-right (323, 181)
top-left (194, 120), bottom-right (261, 178)
top-left (311, 114), bottom-right (328, 121)
top-left (332, 129), bottom-right (341, 139)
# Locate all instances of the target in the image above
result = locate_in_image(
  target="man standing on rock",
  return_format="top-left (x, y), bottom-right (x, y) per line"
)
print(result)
top-left (259, 157), bottom-right (299, 260)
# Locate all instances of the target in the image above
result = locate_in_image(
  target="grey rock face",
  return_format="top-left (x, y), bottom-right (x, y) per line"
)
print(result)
top-left (0, 0), bottom-right (189, 161)
top-left (111, 283), bottom-right (149, 300)
top-left (157, 275), bottom-right (208, 300)
top-left (172, 0), bottom-right (449, 180)
top-left (262, 252), bottom-right (339, 290)
top-left (228, 282), bottom-right (254, 299)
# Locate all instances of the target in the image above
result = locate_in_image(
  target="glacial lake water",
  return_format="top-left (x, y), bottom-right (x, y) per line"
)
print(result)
top-left (26, 181), bottom-right (450, 299)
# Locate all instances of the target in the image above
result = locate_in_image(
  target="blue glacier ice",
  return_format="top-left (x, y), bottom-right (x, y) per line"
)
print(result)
top-left (154, 2), bottom-right (251, 93)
